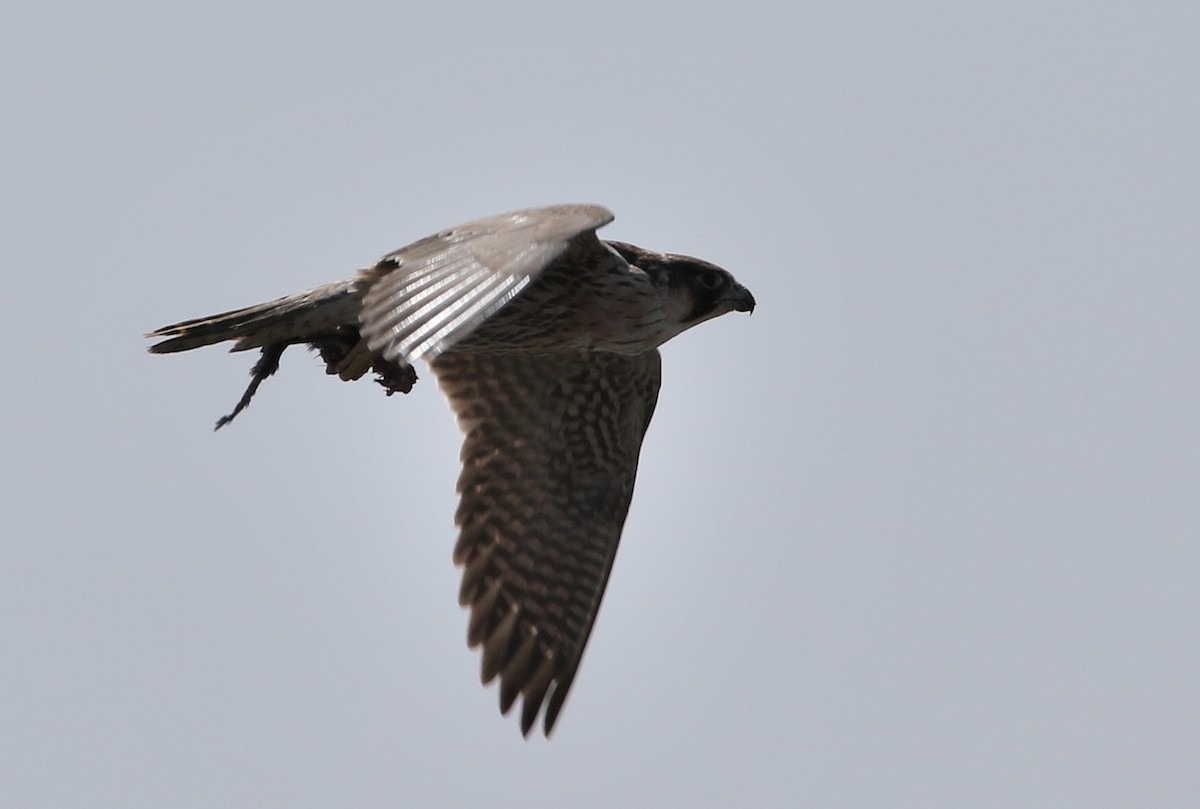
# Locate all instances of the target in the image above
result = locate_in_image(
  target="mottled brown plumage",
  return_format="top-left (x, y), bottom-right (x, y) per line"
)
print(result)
top-left (146, 204), bottom-right (754, 736)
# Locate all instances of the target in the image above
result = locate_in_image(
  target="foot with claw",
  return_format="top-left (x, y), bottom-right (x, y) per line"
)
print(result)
top-left (214, 329), bottom-right (415, 430)
top-left (372, 357), bottom-right (418, 396)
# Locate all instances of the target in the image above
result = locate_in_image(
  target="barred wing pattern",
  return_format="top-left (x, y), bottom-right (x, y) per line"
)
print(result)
top-left (145, 203), bottom-right (755, 736)
top-left (432, 349), bottom-right (662, 736)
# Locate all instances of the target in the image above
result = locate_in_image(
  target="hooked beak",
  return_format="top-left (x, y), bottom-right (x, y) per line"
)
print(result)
top-left (722, 285), bottom-right (756, 314)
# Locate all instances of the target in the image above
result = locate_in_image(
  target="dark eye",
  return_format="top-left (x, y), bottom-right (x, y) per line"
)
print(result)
top-left (699, 269), bottom-right (725, 291)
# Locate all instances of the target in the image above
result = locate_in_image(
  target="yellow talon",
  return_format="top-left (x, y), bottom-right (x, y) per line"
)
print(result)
top-left (333, 339), bottom-right (372, 381)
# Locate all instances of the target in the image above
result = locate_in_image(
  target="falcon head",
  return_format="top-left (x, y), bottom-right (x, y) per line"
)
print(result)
top-left (606, 240), bottom-right (756, 332)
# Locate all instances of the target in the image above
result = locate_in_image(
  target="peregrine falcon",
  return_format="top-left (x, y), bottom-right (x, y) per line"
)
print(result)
top-left (147, 204), bottom-right (755, 736)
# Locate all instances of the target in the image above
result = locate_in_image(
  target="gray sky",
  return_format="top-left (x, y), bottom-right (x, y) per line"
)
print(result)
top-left (3, 1), bottom-right (1197, 807)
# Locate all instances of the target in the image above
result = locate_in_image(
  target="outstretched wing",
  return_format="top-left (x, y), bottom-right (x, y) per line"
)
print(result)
top-left (358, 204), bottom-right (613, 365)
top-left (431, 349), bottom-right (662, 736)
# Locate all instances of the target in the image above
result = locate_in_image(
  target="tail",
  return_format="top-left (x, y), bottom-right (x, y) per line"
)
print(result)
top-left (146, 280), bottom-right (361, 354)
top-left (146, 279), bottom-right (416, 429)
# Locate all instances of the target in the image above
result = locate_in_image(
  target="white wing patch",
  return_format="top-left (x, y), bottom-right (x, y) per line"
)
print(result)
top-left (362, 256), bottom-right (531, 363)
top-left (359, 204), bottom-right (613, 366)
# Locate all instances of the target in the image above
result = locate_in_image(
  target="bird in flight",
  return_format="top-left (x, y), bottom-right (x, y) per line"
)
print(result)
top-left (147, 204), bottom-right (755, 736)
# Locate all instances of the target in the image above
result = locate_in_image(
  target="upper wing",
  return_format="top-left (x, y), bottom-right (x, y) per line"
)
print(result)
top-left (431, 349), bottom-right (662, 736)
top-left (358, 204), bottom-right (614, 366)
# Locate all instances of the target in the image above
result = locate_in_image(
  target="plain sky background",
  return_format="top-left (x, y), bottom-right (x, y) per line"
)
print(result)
top-left (3, 2), bottom-right (1197, 807)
